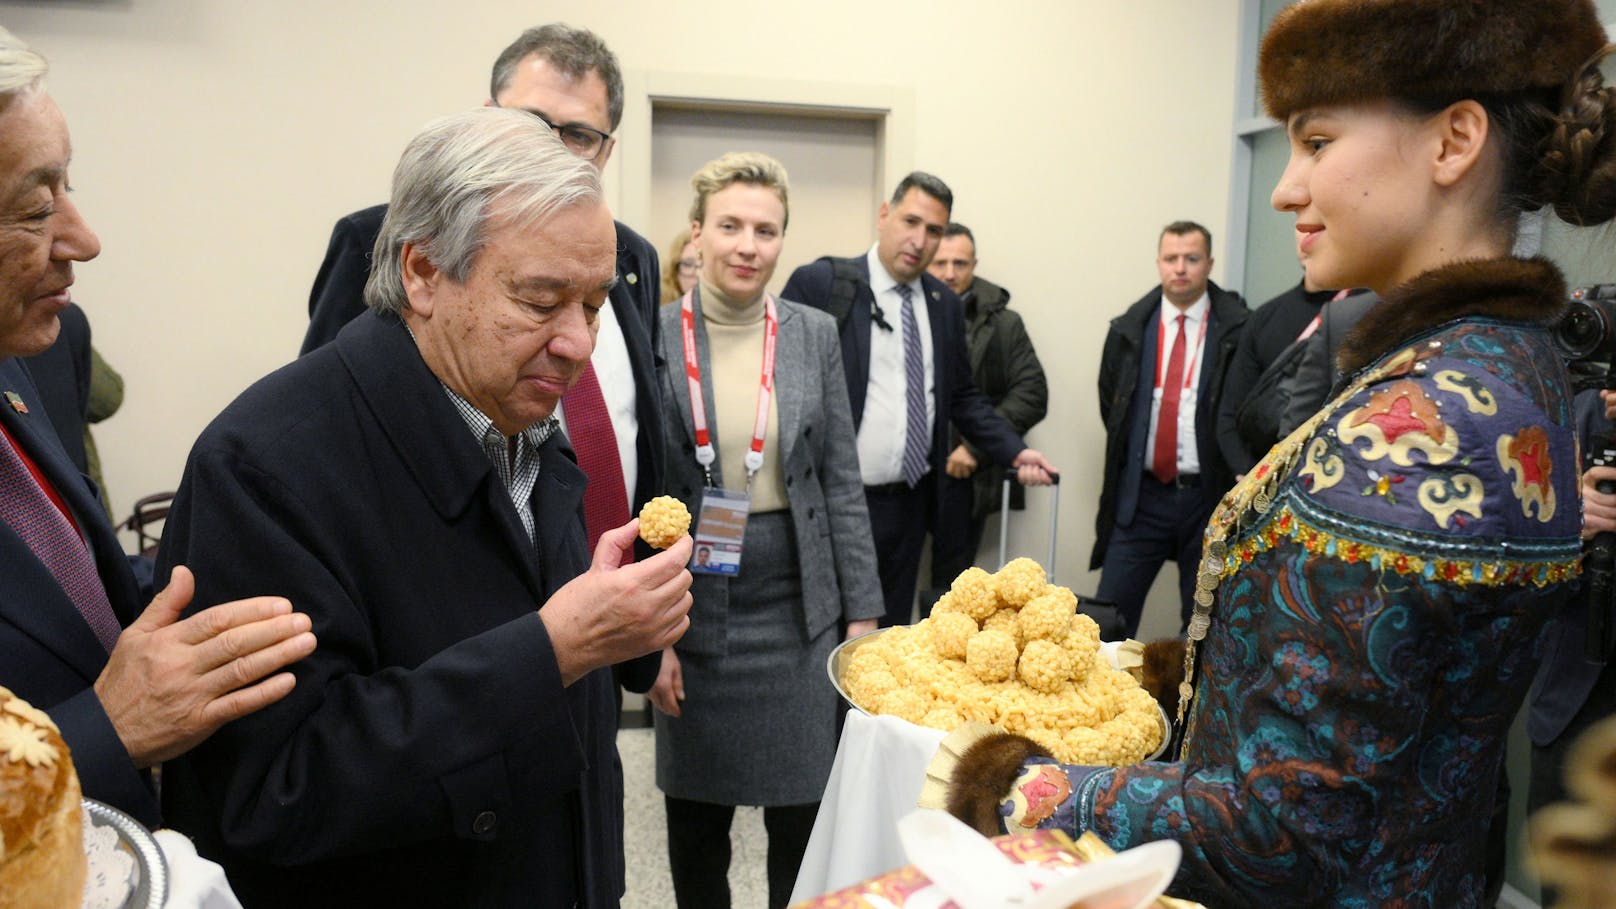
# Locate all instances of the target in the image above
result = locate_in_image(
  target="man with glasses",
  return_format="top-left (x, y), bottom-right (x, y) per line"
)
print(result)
top-left (301, 26), bottom-right (666, 694)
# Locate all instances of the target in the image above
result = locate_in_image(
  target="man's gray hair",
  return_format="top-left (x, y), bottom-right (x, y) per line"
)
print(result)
top-left (489, 23), bottom-right (624, 130)
top-left (0, 25), bottom-right (48, 99)
top-left (364, 107), bottom-right (603, 316)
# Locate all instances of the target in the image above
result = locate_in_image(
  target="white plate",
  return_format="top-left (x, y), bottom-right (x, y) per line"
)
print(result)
top-left (82, 799), bottom-right (168, 909)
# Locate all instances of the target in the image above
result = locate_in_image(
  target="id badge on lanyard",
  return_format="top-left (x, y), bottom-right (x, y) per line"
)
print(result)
top-left (680, 286), bottom-right (778, 576)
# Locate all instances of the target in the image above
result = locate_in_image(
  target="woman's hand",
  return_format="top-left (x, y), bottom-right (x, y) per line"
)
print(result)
top-left (845, 619), bottom-right (878, 640)
top-left (1583, 465), bottom-right (1616, 540)
top-left (648, 648), bottom-right (684, 718)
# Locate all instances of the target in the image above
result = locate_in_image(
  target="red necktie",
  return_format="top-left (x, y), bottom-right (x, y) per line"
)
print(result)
top-left (0, 426), bottom-right (121, 652)
top-left (561, 362), bottom-right (630, 555)
top-left (1152, 315), bottom-right (1187, 483)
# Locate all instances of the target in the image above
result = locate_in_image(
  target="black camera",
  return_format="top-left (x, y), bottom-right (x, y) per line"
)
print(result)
top-left (1555, 285), bottom-right (1616, 663)
top-left (1585, 435), bottom-right (1616, 663)
top-left (1553, 284), bottom-right (1616, 392)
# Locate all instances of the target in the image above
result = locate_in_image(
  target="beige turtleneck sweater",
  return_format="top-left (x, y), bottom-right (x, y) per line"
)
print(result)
top-left (698, 281), bottom-right (789, 514)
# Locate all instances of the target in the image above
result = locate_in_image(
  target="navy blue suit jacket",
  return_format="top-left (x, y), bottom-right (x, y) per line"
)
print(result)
top-left (781, 255), bottom-right (1024, 519)
top-left (22, 302), bottom-right (92, 474)
top-left (159, 311), bottom-right (626, 908)
top-left (0, 357), bottom-right (156, 824)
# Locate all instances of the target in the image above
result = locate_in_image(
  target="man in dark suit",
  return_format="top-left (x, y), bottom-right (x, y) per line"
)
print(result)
top-left (22, 301), bottom-right (91, 475)
top-left (0, 26), bottom-right (314, 828)
top-left (781, 173), bottom-right (1056, 628)
top-left (300, 26), bottom-right (665, 629)
top-left (924, 222), bottom-right (1048, 602)
top-left (1092, 221), bottom-right (1247, 636)
top-left (159, 110), bottom-right (694, 908)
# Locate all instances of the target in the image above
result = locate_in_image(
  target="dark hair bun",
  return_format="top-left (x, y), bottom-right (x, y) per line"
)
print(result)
top-left (1541, 55), bottom-right (1616, 226)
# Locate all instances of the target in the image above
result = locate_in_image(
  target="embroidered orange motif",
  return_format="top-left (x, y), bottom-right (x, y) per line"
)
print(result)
top-left (1507, 431), bottom-right (1550, 490)
top-left (1339, 380), bottom-right (1458, 467)
top-left (1497, 426), bottom-right (1557, 522)
top-left (1014, 764), bottom-right (1072, 827)
top-left (1350, 384), bottom-right (1446, 444)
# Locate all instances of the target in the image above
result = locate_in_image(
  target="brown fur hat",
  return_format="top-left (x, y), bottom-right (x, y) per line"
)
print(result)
top-left (1260, 0), bottom-right (1609, 121)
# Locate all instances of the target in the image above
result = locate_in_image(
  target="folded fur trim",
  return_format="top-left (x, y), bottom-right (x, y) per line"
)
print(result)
top-left (1337, 257), bottom-right (1568, 378)
top-left (1139, 637), bottom-right (1187, 719)
top-left (1260, 0), bottom-right (1607, 121)
top-left (945, 733), bottom-right (1053, 837)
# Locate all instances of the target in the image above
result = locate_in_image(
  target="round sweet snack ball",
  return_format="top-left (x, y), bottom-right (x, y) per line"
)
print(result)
top-left (1019, 591), bottom-right (1077, 643)
top-left (929, 591), bottom-right (969, 619)
top-left (1062, 613), bottom-right (1104, 665)
top-left (994, 558), bottom-right (1047, 608)
top-left (638, 495), bottom-right (692, 549)
top-left (982, 608), bottom-right (1024, 649)
top-left (928, 611), bottom-right (978, 661)
top-left (1019, 639), bottom-right (1076, 693)
top-left (848, 667), bottom-right (899, 709)
top-left (966, 628), bottom-right (1020, 683)
top-left (1042, 585), bottom-right (1079, 612)
top-left (949, 567), bottom-right (1000, 623)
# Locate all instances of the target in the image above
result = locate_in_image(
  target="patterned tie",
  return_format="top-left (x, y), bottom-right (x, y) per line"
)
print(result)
top-left (0, 427), bottom-right (121, 652)
top-left (560, 362), bottom-right (630, 556)
top-left (1152, 315), bottom-right (1187, 484)
top-left (897, 284), bottom-right (929, 487)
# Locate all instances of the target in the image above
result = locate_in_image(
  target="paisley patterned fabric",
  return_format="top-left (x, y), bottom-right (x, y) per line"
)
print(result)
top-left (1009, 262), bottom-right (1582, 907)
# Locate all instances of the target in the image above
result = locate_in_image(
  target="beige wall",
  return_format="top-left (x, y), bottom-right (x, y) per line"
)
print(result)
top-left (2, 1), bottom-right (1239, 625)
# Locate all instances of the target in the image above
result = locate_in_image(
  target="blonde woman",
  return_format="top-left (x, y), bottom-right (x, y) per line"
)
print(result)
top-left (650, 153), bottom-right (882, 908)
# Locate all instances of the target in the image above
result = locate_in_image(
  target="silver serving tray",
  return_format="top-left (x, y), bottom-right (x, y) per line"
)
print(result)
top-left (827, 626), bottom-right (1171, 761)
top-left (83, 798), bottom-right (168, 909)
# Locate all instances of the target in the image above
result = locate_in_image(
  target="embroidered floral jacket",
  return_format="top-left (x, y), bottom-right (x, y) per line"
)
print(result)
top-left (1007, 258), bottom-right (1582, 908)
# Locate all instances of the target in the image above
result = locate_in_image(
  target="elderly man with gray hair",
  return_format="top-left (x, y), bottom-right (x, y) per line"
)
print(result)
top-left (0, 24), bottom-right (315, 830)
top-left (158, 106), bottom-right (694, 908)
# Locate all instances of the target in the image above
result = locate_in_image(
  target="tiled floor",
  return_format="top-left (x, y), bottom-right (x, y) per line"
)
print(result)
top-left (618, 725), bottom-right (770, 908)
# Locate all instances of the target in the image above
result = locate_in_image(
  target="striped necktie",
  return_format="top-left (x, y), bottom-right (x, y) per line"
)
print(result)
top-left (897, 284), bottom-right (929, 487)
top-left (0, 427), bottom-right (121, 652)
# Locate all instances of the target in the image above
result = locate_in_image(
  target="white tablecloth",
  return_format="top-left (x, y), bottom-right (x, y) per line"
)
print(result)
top-left (789, 711), bottom-right (946, 904)
top-left (153, 831), bottom-right (242, 909)
top-left (790, 642), bottom-right (1142, 904)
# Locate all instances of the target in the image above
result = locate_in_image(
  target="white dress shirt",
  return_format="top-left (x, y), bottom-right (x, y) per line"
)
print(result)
top-left (1143, 291), bottom-right (1209, 477)
top-left (557, 298), bottom-right (638, 501)
top-left (857, 246), bottom-right (936, 486)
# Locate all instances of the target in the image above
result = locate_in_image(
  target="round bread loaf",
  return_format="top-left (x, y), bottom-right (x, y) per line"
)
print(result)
top-left (0, 685), bottom-right (85, 909)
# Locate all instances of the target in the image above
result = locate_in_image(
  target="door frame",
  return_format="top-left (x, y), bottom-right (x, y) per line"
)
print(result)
top-left (615, 70), bottom-right (914, 234)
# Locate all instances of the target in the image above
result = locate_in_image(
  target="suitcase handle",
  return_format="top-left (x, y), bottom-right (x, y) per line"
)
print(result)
top-left (999, 470), bottom-right (1060, 580)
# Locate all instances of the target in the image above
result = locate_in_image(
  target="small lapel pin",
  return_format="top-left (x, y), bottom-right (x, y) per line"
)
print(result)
top-left (930, 290), bottom-right (941, 301)
top-left (626, 272), bottom-right (639, 285)
top-left (4, 391), bottom-right (26, 414)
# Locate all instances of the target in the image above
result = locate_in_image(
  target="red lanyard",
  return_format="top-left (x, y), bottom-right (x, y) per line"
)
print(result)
top-left (1155, 309), bottom-right (1208, 390)
top-left (680, 286), bottom-right (778, 487)
top-left (1297, 289), bottom-right (1354, 343)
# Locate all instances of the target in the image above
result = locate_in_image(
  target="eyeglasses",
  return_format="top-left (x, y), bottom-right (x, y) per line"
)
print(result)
top-left (518, 108), bottom-right (614, 162)
top-left (677, 259), bottom-right (700, 273)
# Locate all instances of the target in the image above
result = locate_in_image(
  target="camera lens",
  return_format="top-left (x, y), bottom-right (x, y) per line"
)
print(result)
top-left (1554, 299), bottom-right (1609, 361)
